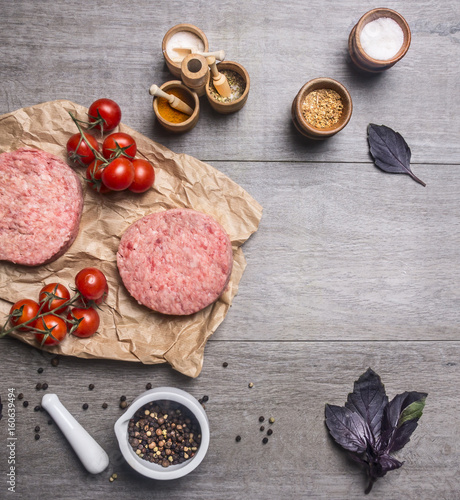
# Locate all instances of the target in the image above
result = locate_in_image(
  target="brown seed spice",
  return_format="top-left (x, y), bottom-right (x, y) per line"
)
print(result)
top-left (301, 88), bottom-right (343, 129)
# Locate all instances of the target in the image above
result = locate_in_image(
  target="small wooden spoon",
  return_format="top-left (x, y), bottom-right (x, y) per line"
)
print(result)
top-left (149, 84), bottom-right (194, 115)
top-left (206, 56), bottom-right (231, 98)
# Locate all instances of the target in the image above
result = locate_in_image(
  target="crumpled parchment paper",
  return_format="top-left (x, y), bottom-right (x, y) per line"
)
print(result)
top-left (0, 100), bottom-right (262, 377)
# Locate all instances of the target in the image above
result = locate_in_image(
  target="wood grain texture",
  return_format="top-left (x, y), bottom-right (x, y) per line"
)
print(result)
top-left (0, 338), bottom-right (458, 499)
top-left (1, 0), bottom-right (460, 498)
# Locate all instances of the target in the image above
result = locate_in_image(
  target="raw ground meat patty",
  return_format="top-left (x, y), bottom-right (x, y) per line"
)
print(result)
top-left (0, 148), bottom-right (83, 266)
top-left (117, 209), bottom-right (233, 315)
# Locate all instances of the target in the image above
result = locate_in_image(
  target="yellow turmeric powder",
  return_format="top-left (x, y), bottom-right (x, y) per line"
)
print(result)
top-left (157, 88), bottom-right (194, 123)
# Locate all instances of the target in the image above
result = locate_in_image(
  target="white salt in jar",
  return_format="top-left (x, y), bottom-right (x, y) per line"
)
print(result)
top-left (348, 8), bottom-right (411, 72)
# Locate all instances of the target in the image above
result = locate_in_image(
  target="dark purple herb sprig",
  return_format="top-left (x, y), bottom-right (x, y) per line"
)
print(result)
top-left (367, 123), bottom-right (426, 187)
top-left (325, 368), bottom-right (427, 494)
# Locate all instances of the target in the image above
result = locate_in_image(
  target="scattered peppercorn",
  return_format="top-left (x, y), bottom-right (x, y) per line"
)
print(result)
top-left (88, 384), bottom-right (95, 391)
top-left (235, 435), bottom-right (241, 442)
top-left (248, 382), bottom-right (254, 389)
top-left (51, 356), bottom-right (59, 367)
top-left (222, 362), bottom-right (228, 368)
top-left (260, 426), bottom-right (265, 432)
top-left (120, 401), bottom-right (128, 409)
top-left (82, 403), bottom-right (89, 410)
top-left (23, 401), bottom-right (29, 408)
top-left (269, 417), bottom-right (275, 424)
top-left (35, 425), bottom-right (40, 433)
top-left (18, 393), bottom-right (24, 400)
top-left (120, 395), bottom-right (127, 402)
top-left (34, 405), bottom-right (41, 412)
top-left (37, 367), bottom-right (44, 374)
top-left (202, 395), bottom-right (209, 403)
top-left (42, 383), bottom-right (48, 391)
top-left (259, 416), bottom-right (265, 423)
top-left (102, 403), bottom-right (108, 409)
top-left (262, 437), bottom-right (268, 444)
top-left (146, 383), bottom-right (152, 390)
top-left (267, 429), bottom-right (273, 436)
top-left (35, 434), bottom-right (40, 441)
top-left (35, 383), bottom-right (42, 390)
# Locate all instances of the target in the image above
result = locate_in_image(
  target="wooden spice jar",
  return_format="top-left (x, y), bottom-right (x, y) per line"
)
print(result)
top-left (205, 61), bottom-right (250, 114)
top-left (291, 78), bottom-right (352, 140)
top-left (152, 81), bottom-right (199, 133)
top-left (348, 8), bottom-right (411, 73)
top-left (162, 24), bottom-right (209, 78)
top-left (181, 53), bottom-right (209, 97)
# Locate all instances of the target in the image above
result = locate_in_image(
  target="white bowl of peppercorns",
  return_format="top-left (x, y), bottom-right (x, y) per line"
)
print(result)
top-left (114, 387), bottom-right (210, 480)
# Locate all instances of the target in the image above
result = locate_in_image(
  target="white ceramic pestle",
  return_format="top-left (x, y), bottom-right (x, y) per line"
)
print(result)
top-left (41, 393), bottom-right (109, 474)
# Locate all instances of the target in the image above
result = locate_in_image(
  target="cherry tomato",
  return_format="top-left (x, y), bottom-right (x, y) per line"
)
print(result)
top-left (101, 157), bottom-right (134, 191)
top-left (39, 283), bottom-right (71, 313)
top-left (9, 299), bottom-right (40, 330)
top-left (75, 268), bottom-right (108, 301)
top-left (68, 307), bottom-right (100, 338)
top-left (102, 132), bottom-right (137, 160)
top-left (129, 159), bottom-right (155, 193)
top-left (86, 159), bottom-right (111, 194)
top-left (66, 132), bottom-right (99, 165)
top-left (88, 98), bottom-right (122, 132)
top-left (34, 315), bottom-right (68, 346)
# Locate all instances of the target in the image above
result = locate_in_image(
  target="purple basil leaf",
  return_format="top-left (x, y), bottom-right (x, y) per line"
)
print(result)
top-left (325, 404), bottom-right (370, 453)
top-left (345, 368), bottom-right (388, 441)
top-left (375, 453), bottom-right (404, 477)
top-left (367, 124), bottom-right (426, 187)
top-left (381, 391), bottom-right (427, 453)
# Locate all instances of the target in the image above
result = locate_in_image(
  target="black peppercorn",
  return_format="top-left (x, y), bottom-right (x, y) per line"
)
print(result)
top-left (222, 362), bottom-right (228, 368)
top-left (42, 383), bottom-right (48, 391)
top-left (35, 434), bottom-right (40, 441)
top-left (23, 401), bottom-right (29, 408)
top-left (120, 395), bottom-right (127, 402)
top-left (262, 437), bottom-right (268, 444)
top-left (235, 435), bottom-right (241, 442)
top-left (259, 416), bottom-right (265, 423)
top-left (34, 405), bottom-right (41, 412)
top-left (260, 426), bottom-right (265, 432)
top-left (202, 395), bottom-right (209, 403)
top-left (18, 393), bottom-right (24, 400)
top-left (82, 403), bottom-right (89, 410)
top-left (37, 367), bottom-right (44, 374)
top-left (88, 384), bottom-right (95, 391)
top-left (35, 425), bottom-right (40, 433)
top-left (35, 383), bottom-right (42, 390)
top-left (146, 383), bottom-right (152, 390)
top-left (51, 356), bottom-right (59, 367)
top-left (102, 403), bottom-right (108, 409)
top-left (267, 429), bottom-right (273, 436)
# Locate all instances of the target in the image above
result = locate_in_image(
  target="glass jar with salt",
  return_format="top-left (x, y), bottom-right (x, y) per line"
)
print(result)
top-left (348, 8), bottom-right (411, 72)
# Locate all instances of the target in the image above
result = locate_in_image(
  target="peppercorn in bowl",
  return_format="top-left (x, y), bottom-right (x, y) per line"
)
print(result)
top-left (114, 387), bottom-right (210, 480)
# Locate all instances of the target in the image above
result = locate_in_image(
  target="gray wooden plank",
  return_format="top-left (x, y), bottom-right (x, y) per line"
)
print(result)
top-left (0, 0), bottom-right (459, 163)
top-left (0, 338), bottom-right (458, 499)
top-left (210, 161), bottom-right (460, 341)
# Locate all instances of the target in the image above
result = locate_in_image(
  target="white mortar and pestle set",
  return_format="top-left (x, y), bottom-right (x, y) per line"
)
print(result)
top-left (41, 387), bottom-right (210, 479)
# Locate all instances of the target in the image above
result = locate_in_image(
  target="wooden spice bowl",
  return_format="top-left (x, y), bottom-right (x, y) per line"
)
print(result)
top-left (348, 8), bottom-right (411, 73)
top-left (291, 78), bottom-right (352, 140)
top-left (205, 61), bottom-right (250, 114)
top-left (162, 24), bottom-right (209, 78)
top-left (152, 80), bottom-right (199, 133)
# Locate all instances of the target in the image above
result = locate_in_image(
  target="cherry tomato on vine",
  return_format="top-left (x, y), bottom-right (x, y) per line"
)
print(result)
top-left (102, 132), bottom-right (137, 160)
top-left (101, 157), bottom-right (134, 191)
top-left (39, 283), bottom-right (71, 313)
top-left (75, 268), bottom-right (108, 302)
top-left (66, 132), bottom-right (99, 165)
top-left (9, 299), bottom-right (40, 331)
top-left (88, 98), bottom-right (122, 132)
top-left (128, 159), bottom-right (155, 193)
top-left (86, 159), bottom-right (111, 194)
top-left (68, 307), bottom-right (100, 338)
top-left (34, 314), bottom-right (68, 346)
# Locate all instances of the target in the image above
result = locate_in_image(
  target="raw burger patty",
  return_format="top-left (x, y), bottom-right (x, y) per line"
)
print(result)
top-left (117, 209), bottom-right (233, 315)
top-left (0, 148), bottom-right (84, 266)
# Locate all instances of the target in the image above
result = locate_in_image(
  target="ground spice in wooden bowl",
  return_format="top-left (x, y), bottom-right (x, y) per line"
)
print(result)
top-left (208, 69), bottom-right (246, 103)
top-left (157, 87), bottom-right (195, 124)
top-left (301, 89), bottom-right (343, 129)
top-left (128, 400), bottom-right (202, 468)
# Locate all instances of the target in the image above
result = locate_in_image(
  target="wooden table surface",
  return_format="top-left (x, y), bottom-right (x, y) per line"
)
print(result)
top-left (1, 1), bottom-right (459, 499)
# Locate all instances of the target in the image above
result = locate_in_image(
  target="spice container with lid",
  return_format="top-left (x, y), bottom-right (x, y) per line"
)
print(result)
top-left (162, 24), bottom-right (209, 78)
top-left (291, 77), bottom-right (352, 140)
top-left (348, 8), bottom-right (411, 72)
top-left (152, 80), bottom-right (199, 133)
top-left (205, 61), bottom-right (250, 114)
top-left (114, 387), bottom-right (210, 480)
top-left (181, 53), bottom-right (209, 97)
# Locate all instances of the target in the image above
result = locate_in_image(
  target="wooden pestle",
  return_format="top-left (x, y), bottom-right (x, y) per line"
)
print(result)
top-left (149, 84), bottom-right (194, 116)
top-left (172, 49), bottom-right (225, 61)
top-left (206, 56), bottom-right (231, 98)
